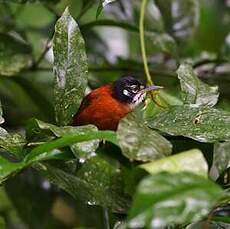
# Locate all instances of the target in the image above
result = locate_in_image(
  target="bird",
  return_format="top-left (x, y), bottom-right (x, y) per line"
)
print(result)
top-left (72, 76), bottom-right (162, 130)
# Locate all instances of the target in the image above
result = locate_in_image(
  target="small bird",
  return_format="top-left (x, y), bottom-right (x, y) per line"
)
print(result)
top-left (73, 76), bottom-right (162, 130)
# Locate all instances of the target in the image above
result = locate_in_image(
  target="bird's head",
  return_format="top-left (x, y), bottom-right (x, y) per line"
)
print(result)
top-left (112, 76), bottom-right (162, 109)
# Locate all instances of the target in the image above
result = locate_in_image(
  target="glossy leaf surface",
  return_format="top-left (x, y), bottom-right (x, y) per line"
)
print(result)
top-left (140, 149), bottom-right (208, 177)
top-left (117, 112), bottom-right (172, 161)
top-left (40, 156), bottom-right (130, 213)
top-left (53, 8), bottom-right (88, 125)
top-left (128, 172), bottom-right (224, 228)
top-left (177, 64), bottom-right (219, 107)
top-left (147, 105), bottom-right (230, 142)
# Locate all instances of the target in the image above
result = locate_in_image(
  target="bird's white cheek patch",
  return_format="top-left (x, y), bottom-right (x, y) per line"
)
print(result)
top-left (123, 89), bottom-right (129, 96)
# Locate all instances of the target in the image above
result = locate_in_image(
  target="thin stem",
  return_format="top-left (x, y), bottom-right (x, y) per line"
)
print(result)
top-left (139, 0), bottom-right (153, 85)
top-left (103, 208), bottom-right (110, 229)
top-left (31, 39), bottom-right (52, 69)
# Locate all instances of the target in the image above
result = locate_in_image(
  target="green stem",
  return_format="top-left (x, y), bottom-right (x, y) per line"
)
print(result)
top-left (139, 0), bottom-right (153, 85)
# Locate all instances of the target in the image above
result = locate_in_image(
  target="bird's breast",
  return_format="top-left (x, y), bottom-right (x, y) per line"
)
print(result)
top-left (73, 85), bottom-right (131, 130)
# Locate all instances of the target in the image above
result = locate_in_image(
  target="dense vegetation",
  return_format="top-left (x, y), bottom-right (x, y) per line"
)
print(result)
top-left (0, 0), bottom-right (230, 228)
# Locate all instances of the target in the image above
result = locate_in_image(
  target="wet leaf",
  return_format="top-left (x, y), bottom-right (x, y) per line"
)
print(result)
top-left (147, 105), bottom-right (230, 143)
top-left (0, 33), bottom-right (32, 76)
top-left (76, 155), bottom-right (130, 212)
top-left (128, 172), bottom-right (224, 228)
top-left (117, 112), bottom-right (172, 162)
top-left (40, 156), bottom-right (130, 213)
top-left (53, 7), bottom-right (88, 126)
top-left (0, 155), bottom-right (25, 184)
top-left (140, 149), bottom-right (208, 177)
top-left (177, 64), bottom-right (219, 107)
top-left (26, 119), bottom-right (100, 161)
top-left (0, 127), bottom-right (26, 158)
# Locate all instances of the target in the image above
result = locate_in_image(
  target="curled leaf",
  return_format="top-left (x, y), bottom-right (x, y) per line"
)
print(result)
top-left (177, 63), bottom-right (219, 107)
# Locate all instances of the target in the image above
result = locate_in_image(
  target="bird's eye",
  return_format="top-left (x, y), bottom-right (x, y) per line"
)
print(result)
top-left (130, 85), bottom-right (138, 93)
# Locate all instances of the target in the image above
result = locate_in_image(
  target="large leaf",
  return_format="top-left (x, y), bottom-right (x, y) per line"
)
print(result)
top-left (140, 149), bottom-right (208, 177)
top-left (147, 105), bottom-right (230, 143)
top-left (177, 63), bottom-right (219, 107)
top-left (0, 33), bottom-right (32, 76)
top-left (128, 172), bottom-right (224, 228)
top-left (26, 119), bottom-right (100, 161)
top-left (40, 156), bottom-right (130, 213)
top-left (117, 112), bottom-right (172, 162)
top-left (0, 127), bottom-right (26, 158)
top-left (53, 7), bottom-right (88, 126)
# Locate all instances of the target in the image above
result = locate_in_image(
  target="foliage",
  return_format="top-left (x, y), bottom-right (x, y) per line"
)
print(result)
top-left (0, 0), bottom-right (230, 228)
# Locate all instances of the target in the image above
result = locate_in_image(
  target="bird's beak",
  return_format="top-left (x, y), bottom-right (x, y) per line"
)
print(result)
top-left (140, 85), bottom-right (163, 94)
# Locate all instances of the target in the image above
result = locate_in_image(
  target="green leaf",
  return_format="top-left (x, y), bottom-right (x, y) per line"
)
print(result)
top-left (212, 141), bottom-right (230, 178)
top-left (147, 105), bottom-right (230, 143)
top-left (40, 156), bottom-right (130, 213)
top-left (76, 155), bottom-right (130, 212)
top-left (53, 7), bottom-right (88, 126)
top-left (0, 33), bottom-right (32, 77)
top-left (140, 149), bottom-right (208, 177)
top-left (24, 130), bottom-right (118, 162)
top-left (177, 64), bottom-right (219, 107)
top-left (26, 119), bottom-right (100, 161)
top-left (0, 155), bottom-right (25, 184)
top-left (117, 112), bottom-right (172, 162)
top-left (128, 172), bottom-right (224, 228)
top-left (0, 127), bottom-right (26, 158)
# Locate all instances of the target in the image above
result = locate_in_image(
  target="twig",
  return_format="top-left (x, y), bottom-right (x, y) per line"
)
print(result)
top-left (139, 0), bottom-right (153, 85)
top-left (31, 39), bottom-right (52, 70)
top-left (103, 208), bottom-right (110, 229)
top-left (193, 58), bottom-right (227, 68)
